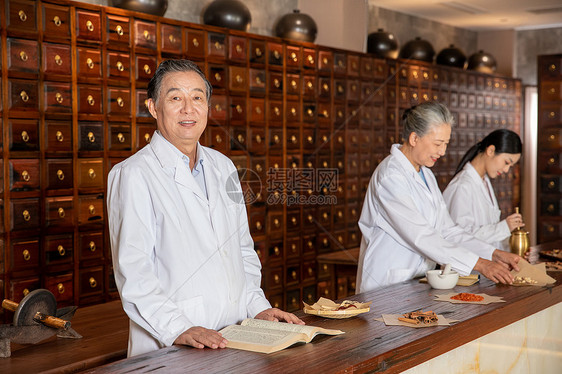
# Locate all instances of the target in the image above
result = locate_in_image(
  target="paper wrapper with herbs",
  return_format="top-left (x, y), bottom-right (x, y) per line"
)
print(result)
top-left (434, 292), bottom-right (505, 304)
top-left (303, 297), bottom-right (371, 319)
top-left (510, 259), bottom-right (556, 287)
top-left (377, 310), bottom-right (458, 327)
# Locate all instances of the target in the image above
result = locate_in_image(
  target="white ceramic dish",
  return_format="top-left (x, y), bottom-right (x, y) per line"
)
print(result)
top-left (426, 269), bottom-right (459, 289)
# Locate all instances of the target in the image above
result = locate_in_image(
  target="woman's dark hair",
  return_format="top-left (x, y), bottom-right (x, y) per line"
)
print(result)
top-left (454, 129), bottom-right (522, 176)
top-left (147, 59), bottom-right (212, 104)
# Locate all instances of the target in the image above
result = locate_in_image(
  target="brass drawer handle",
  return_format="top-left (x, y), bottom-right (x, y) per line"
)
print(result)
top-left (192, 37), bottom-right (199, 47)
top-left (273, 246), bottom-right (280, 256)
top-left (88, 168), bottom-right (96, 179)
top-left (236, 44), bottom-right (242, 53)
top-left (274, 106), bottom-right (280, 116)
top-left (255, 47), bottom-right (262, 57)
top-left (23, 209), bottom-right (31, 221)
top-left (214, 41), bottom-right (222, 50)
top-left (323, 83), bottom-right (329, 92)
top-left (57, 169), bottom-right (65, 180)
top-left (255, 164), bottom-right (262, 172)
top-left (322, 212), bottom-right (328, 220)
top-left (58, 207), bottom-right (65, 218)
top-left (87, 95), bottom-right (95, 106)
top-left (89, 241), bottom-right (96, 252)
top-left (547, 204), bottom-right (554, 213)
top-left (323, 238), bottom-right (329, 246)
top-left (307, 108), bottom-right (314, 117)
top-left (22, 170), bottom-right (30, 182)
top-left (237, 134), bottom-right (245, 143)
top-left (145, 133), bottom-right (151, 143)
top-left (274, 274), bottom-right (280, 283)
top-left (291, 107), bottom-right (297, 116)
top-left (56, 92), bottom-right (64, 104)
top-left (143, 30), bottom-right (150, 40)
top-left (291, 217), bottom-right (297, 225)
top-left (547, 225), bottom-right (554, 233)
top-left (89, 277), bottom-right (97, 288)
top-left (255, 76), bottom-right (262, 85)
top-left (548, 181), bottom-right (555, 189)
top-left (290, 52), bottom-right (297, 62)
top-left (168, 34), bottom-right (176, 44)
top-left (235, 104), bottom-right (243, 114)
top-left (57, 283), bottom-right (65, 294)
top-left (307, 81), bottom-right (313, 89)
top-left (86, 58), bottom-right (94, 69)
top-left (56, 131), bottom-right (64, 142)
top-left (307, 55), bottom-right (314, 64)
top-left (117, 97), bottom-right (124, 107)
top-left (290, 135), bottom-right (297, 144)
top-left (118, 132), bottom-right (125, 143)
top-left (548, 157), bottom-right (555, 165)
top-left (23, 288), bottom-right (30, 297)
top-left (214, 72), bottom-right (222, 82)
top-left (20, 91), bottom-right (29, 102)
top-left (338, 59), bottom-right (344, 67)
top-left (291, 80), bottom-right (297, 89)
top-left (53, 16), bottom-right (61, 26)
top-left (116, 25), bottom-right (124, 36)
top-left (273, 218), bottom-right (280, 228)
top-left (117, 61), bottom-right (124, 72)
top-left (273, 79), bottom-right (280, 88)
top-left (291, 270), bottom-right (297, 280)
top-left (549, 64), bottom-right (556, 72)
top-left (23, 249), bottom-right (31, 261)
top-left (548, 111), bottom-right (555, 118)
top-left (144, 64), bottom-right (151, 74)
top-left (273, 135), bottom-right (280, 144)
top-left (255, 221), bottom-right (262, 230)
top-left (366, 63), bottom-right (372, 71)
top-left (55, 54), bottom-right (63, 66)
top-left (307, 241), bottom-right (314, 249)
top-left (88, 131), bottom-right (95, 142)
top-left (337, 210), bottom-right (343, 218)
top-left (273, 50), bottom-right (280, 60)
top-left (255, 134), bottom-right (262, 143)
top-left (21, 130), bottom-right (29, 142)
top-left (236, 75), bottom-right (243, 84)
top-left (86, 20), bottom-right (94, 32)
top-left (214, 104), bottom-right (222, 112)
top-left (19, 9), bottom-right (27, 22)
top-left (88, 204), bottom-right (96, 215)
top-left (255, 106), bottom-right (262, 115)
top-left (307, 214), bottom-right (313, 223)
top-left (57, 245), bottom-right (65, 256)
top-left (322, 56), bottom-right (328, 65)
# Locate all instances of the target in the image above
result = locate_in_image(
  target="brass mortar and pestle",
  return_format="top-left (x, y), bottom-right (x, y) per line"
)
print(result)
top-left (509, 207), bottom-right (529, 257)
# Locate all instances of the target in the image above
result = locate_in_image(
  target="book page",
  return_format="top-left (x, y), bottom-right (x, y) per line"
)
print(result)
top-left (241, 318), bottom-right (343, 341)
top-left (219, 324), bottom-right (303, 354)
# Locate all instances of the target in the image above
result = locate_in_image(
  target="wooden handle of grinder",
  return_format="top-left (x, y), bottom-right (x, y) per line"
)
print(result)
top-left (2, 298), bottom-right (71, 330)
top-left (2, 299), bottom-right (19, 312)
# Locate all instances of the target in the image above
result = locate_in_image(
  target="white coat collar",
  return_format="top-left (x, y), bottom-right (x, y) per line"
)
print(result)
top-left (465, 162), bottom-right (497, 207)
top-left (390, 144), bottom-right (433, 194)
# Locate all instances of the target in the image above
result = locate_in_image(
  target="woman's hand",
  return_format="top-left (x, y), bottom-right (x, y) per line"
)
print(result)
top-left (255, 308), bottom-right (305, 325)
top-left (473, 257), bottom-right (514, 284)
top-left (492, 249), bottom-right (521, 272)
top-left (506, 213), bottom-right (525, 232)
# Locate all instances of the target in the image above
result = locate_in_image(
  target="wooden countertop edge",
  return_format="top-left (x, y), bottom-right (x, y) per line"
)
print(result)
top-left (351, 284), bottom-right (562, 373)
top-left (41, 350), bottom-right (128, 374)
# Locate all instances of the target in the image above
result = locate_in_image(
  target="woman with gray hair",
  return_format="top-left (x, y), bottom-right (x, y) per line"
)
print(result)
top-left (356, 101), bottom-right (521, 292)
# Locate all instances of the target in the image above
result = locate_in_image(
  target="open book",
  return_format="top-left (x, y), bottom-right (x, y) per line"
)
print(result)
top-left (219, 318), bottom-right (344, 354)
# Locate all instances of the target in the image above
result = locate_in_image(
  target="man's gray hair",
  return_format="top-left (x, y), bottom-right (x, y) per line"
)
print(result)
top-left (147, 59), bottom-right (213, 104)
top-left (401, 101), bottom-right (454, 141)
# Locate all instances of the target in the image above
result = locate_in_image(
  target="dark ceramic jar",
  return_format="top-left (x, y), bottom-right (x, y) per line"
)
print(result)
top-left (275, 9), bottom-right (317, 43)
top-left (399, 37), bottom-right (435, 63)
top-left (467, 50), bottom-right (497, 74)
top-left (367, 29), bottom-right (399, 59)
top-left (436, 44), bottom-right (467, 69)
top-left (111, 0), bottom-right (168, 17)
top-left (203, 0), bottom-right (251, 31)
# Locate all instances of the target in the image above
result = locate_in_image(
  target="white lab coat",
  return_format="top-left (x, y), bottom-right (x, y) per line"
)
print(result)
top-left (443, 162), bottom-right (511, 251)
top-left (356, 144), bottom-right (496, 293)
top-left (107, 131), bottom-right (270, 357)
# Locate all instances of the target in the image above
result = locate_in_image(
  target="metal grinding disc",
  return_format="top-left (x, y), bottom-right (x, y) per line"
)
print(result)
top-left (13, 289), bottom-right (57, 326)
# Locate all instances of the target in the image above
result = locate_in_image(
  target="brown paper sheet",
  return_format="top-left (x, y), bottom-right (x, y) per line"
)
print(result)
top-left (419, 274), bottom-right (479, 286)
top-left (303, 297), bottom-right (371, 319)
top-left (376, 314), bottom-right (458, 327)
top-left (510, 259), bottom-right (556, 286)
top-left (434, 292), bottom-right (505, 305)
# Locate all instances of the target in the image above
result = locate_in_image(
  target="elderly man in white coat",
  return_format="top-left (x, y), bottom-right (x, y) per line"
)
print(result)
top-left (356, 101), bottom-right (521, 293)
top-left (107, 59), bottom-right (303, 357)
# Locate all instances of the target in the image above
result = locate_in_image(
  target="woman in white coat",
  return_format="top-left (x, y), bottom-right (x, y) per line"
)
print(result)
top-left (356, 102), bottom-right (520, 293)
top-left (443, 130), bottom-right (523, 251)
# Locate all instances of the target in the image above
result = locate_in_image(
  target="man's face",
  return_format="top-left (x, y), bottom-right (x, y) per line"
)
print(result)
top-left (147, 70), bottom-right (209, 153)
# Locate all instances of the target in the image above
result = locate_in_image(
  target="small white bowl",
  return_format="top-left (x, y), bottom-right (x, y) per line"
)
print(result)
top-left (426, 269), bottom-right (459, 289)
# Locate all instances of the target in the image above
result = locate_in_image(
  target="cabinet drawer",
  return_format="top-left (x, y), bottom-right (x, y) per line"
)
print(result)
top-left (303, 235), bottom-right (316, 256)
top-left (44, 234), bottom-right (73, 267)
top-left (134, 20), bottom-right (156, 49)
top-left (229, 66), bottom-right (247, 91)
top-left (79, 231), bottom-right (103, 261)
top-left (540, 175), bottom-right (562, 194)
top-left (107, 88), bottom-right (131, 115)
top-left (539, 56), bottom-right (562, 78)
top-left (10, 159), bottom-right (39, 191)
top-left (286, 209), bottom-right (301, 232)
top-left (208, 32), bottom-right (226, 58)
top-left (334, 53), bottom-right (347, 74)
top-left (9, 119), bottom-right (38, 151)
top-left (303, 48), bottom-right (316, 69)
top-left (249, 39), bottom-right (265, 64)
top-left (77, 48), bottom-right (102, 79)
top-left (7, 0), bottom-right (38, 34)
top-left (540, 105), bottom-right (562, 125)
top-left (45, 121), bottom-right (72, 153)
top-left (286, 236), bottom-right (301, 260)
top-left (184, 29), bottom-right (205, 58)
top-left (43, 82), bottom-right (72, 113)
top-left (286, 46), bottom-right (301, 69)
top-left (303, 261), bottom-right (316, 282)
top-left (249, 208), bottom-right (265, 236)
top-left (249, 98), bottom-right (265, 123)
top-left (303, 75), bottom-right (316, 98)
top-left (78, 85), bottom-right (102, 114)
top-left (79, 122), bottom-right (104, 151)
top-left (106, 15), bottom-right (130, 46)
top-left (268, 210), bottom-right (283, 235)
top-left (268, 72), bottom-right (283, 95)
top-left (78, 195), bottom-right (104, 225)
top-left (539, 221), bottom-right (562, 242)
top-left (268, 101), bottom-right (283, 123)
top-left (42, 43), bottom-right (71, 75)
top-left (9, 79), bottom-right (38, 112)
top-left (7, 38), bottom-right (39, 73)
top-left (136, 55), bottom-right (157, 81)
top-left (265, 267), bottom-right (283, 290)
top-left (45, 159), bottom-right (73, 190)
top-left (209, 95), bottom-right (227, 123)
top-left (80, 266), bottom-right (104, 298)
top-left (76, 10), bottom-right (101, 41)
top-left (206, 126), bottom-right (228, 154)
top-left (137, 124), bottom-right (156, 148)
top-left (268, 42), bottom-right (283, 66)
top-left (303, 285), bottom-right (317, 306)
top-left (538, 127), bottom-right (562, 149)
top-left (109, 124), bottom-right (132, 151)
top-left (10, 198), bottom-right (39, 230)
top-left (318, 77), bottom-right (331, 99)
top-left (286, 74), bottom-right (300, 96)
top-left (9, 277), bottom-right (40, 303)
top-left (249, 69), bottom-right (266, 93)
top-left (11, 238), bottom-right (39, 270)
top-left (302, 102), bottom-right (316, 123)
top-left (161, 23), bottom-right (182, 54)
top-left (229, 36), bottom-right (247, 62)
top-left (77, 159), bottom-right (104, 189)
top-left (107, 52), bottom-right (130, 79)
top-left (286, 128), bottom-right (300, 150)
top-left (318, 50), bottom-right (332, 72)
top-left (136, 89), bottom-right (151, 117)
top-left (229, 97), bottom-right (246, 124)
top-left (45, 196), bottom-right (74, 228)
top-left (286, 101), bottom-right (300, 122)
top-left (230, 128), bottom-right (246, 151)
top-left (286, 264), bottom-right (301, 286)
top-left (539, 152), bottom-right (562, 173)
top-left (248, 127), bottom-right (266, 154)
top-left (208, 65), bottom-right (226, 89)
top-left (45, 273), bottom-right (73, 303)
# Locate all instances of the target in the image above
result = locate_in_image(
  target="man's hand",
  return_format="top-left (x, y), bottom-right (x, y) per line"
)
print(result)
top-left (492, 249), bottom-right (521, 272)
top-left (474, 257), bottom-right (514, 284)
top-left (255, 308), bottom-right (305, 325)
top-left (505, 213), bottom-right (525, 232)
top-left (173, 326), bottom-right (228, 349)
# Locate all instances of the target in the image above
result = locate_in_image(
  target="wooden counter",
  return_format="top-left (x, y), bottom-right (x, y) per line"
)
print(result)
top-left (2, 300), bottom-right (128, 373)
top-left (85, 241), bottom-right (562, 374)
